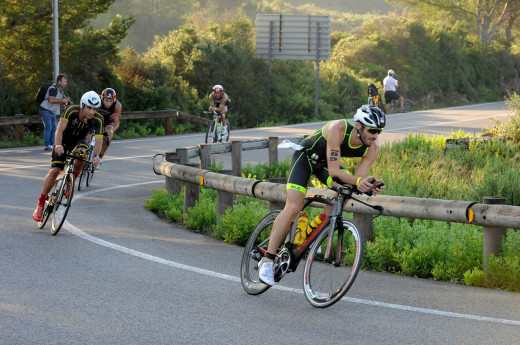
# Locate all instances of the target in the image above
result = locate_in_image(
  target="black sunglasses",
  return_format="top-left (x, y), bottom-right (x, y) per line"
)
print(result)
top-left (363, 126), bottom-right (382, 134)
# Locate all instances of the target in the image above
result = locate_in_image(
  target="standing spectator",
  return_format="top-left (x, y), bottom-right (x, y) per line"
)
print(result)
top-left (39, 74), bottom-right (69, 150)
top-left (383, 69), bottom-right (406, 113)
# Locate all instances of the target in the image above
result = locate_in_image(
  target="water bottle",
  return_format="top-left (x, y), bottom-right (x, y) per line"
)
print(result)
top-left (293, 213), bottom-right (309, 246)
top-left (306, 212), bottom-right (327, 237)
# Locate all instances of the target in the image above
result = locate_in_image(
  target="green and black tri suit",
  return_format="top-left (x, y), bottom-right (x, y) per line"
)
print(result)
top-left (51, 105), bottom-right (104, 169)
top-left (287, 120), bottom-right (369, 194)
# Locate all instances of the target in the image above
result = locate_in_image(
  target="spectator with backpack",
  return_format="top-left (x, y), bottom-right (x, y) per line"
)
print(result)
top-left (37, 73), bottom-right (69, 150)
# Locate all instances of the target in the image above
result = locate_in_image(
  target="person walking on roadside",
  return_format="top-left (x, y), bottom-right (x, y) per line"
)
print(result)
top-left (383, 69), bottom-right (406, 114)
top-left (39, 74), bottom-right (69, 150)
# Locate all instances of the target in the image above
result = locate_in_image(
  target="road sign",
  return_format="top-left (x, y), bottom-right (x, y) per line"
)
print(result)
top-left (255, 14), bottom-right (331, 61)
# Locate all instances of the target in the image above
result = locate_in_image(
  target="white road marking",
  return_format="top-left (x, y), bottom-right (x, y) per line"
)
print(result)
top-left (66, 180), bottom-right (520, 326)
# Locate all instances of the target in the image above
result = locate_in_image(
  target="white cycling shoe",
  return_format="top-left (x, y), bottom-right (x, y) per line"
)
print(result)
top-left (258, 259), bottom-right (275, 286)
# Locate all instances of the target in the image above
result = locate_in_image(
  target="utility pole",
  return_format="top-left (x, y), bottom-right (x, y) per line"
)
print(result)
top-left (52, 0), bottom-right (60, 114)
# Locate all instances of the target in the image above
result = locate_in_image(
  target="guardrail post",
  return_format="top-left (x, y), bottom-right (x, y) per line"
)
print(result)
top-left (482, 197), bottom-right (507, 269)
top-left (217, 170), bottom-right (234, 223)
top-left (231, 141), bottom-right (242, 177)
top-left (165, 151), bottom-right (181, 194)
top-left (268, 178), bottom-right (287, 211)
top-left (184, 163), bottom-right (200, 215)
top-left (200, 144), bottom-right (212, 170)
top-left (165, 116), bottom-right (174, 135)
top-left (15, 124), bottom-right (24, 142)
top-left (268, 137), bottom-right (278, 166)
top-left (353, 213), bottom-right (374, 243)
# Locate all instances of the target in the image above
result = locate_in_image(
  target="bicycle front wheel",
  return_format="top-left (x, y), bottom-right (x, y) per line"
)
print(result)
top-left (50, 172), bottom-right (74, 235)
top-left (303, 218), bottom-right (364, 308)
top-left (205, 121), bottom-right (217, 143)
top-left (37, 197), bottom-right (53, 229)
top-left (241, 210), bottom-right (281, 295)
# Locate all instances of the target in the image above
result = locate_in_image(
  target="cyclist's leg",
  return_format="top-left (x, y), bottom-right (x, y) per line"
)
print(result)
top-left (100, 123), bottom-right (114, 157)
top-left (264, 151), bottom-right (311, 257)
top-left (71, 141), bottom-right (88, 177)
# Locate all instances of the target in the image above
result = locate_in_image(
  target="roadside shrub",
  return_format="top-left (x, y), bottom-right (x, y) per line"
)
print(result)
top-left (213, 198), bottom-right (269, 245)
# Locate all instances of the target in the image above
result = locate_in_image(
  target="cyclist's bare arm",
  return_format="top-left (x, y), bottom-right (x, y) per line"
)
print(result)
top-left (53, 118), bottom-right (68, 156)
top-left (112, 102), bottom-right (122, 132)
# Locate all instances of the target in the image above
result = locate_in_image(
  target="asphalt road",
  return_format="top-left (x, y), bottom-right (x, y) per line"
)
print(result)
top-left (1, 102), bottom-right (519, 344)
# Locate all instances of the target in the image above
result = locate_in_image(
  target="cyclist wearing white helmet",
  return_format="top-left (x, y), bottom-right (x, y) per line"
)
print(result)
top-left (33, 91), bottom-right (104, 222)
top-left (208, 84), bottom-right (231, 136)
top-left (383, 69), bottom-right (406, 113)
top-left (257, 105), bottom-right (386, 286)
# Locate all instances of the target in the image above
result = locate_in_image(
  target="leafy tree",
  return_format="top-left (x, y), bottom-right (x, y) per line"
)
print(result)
top-left (0, 0), bottom-right (134, 115)
top-left (387, 0), bottom-right (519, 48)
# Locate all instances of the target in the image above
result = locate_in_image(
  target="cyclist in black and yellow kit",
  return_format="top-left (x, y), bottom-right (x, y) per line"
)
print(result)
top-left (258, 105), bottom-right (387, 286)
top-left (33, 91), bottom-right (104, 222)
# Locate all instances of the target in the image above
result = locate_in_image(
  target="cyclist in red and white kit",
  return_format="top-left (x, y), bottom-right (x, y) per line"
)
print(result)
top-left (96, 88), bottom-right (122, 167)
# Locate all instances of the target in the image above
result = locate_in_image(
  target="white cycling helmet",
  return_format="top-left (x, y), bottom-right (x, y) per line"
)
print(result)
top-left (354, 105), bottom-right (386, 129)
top-left (388, 69), bottom-right (395, 75)
top-left (80, 91), bottom-right (101, 109)
top-left (213, 84), bottom-right (224, 93)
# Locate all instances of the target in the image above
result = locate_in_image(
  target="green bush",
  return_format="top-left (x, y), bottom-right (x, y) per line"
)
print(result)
top-left (213, 198), bottom-right (269, 245)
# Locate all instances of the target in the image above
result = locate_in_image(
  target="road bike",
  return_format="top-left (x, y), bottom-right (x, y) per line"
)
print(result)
top-left (241, 181), bottom-right (384, 308)
top-left (77, 138), bottom-right (95, 191)
top-left (37, 153), bottom-right (87, 235)
top-left (367, 83), bottom-right (383, 109)
top-left (204, 110), bottom-right (230, 143)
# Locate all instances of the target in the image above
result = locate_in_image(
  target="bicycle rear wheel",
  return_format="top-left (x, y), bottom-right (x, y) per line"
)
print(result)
top-left (50, 172), bottom-right (74, 235)
top-left (78, 165), bottom-right (87, 191)
top-left (241, 210), bottom-right (281, 295)
top-left (86, 162), bottom-right (94, 187)
top-left (205, 121), bottom-right (217, 143)
top-left (303, 218), bottom-right (364, 308)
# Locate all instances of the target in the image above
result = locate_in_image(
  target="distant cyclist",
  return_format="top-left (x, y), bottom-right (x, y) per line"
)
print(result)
top-left (208, 84), bottom-right (230, 136)
top-left (96, 88), bottom-right (122, 166)
top-left (257, 105), bottom-right (386, 286)
top-left (33, 91), bottom-right (104, 222)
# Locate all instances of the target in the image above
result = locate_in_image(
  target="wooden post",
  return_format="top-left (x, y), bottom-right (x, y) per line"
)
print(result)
top-left (165, 116), bottom-right (174, 135)
top-left (165, 151), bottom-right (181, 194)
top-left (353, 213), bottom-right (374, 243)
top-left (200, 144), bottom-right (212, 170)
top-left (15, 124), bottom-right (24, 142)
top-left (268, 136), bottom-right (278, 167)
top-left (217, 169), bottom-right (234, 223)
top-left (482, 197), bottom-right (507, 269)
top-left (184, 163), bottom-right (200, 215)
top-left (231, 141), bottom-right (242, 177)
top-left (268, 178), bottom-right (287, 211)
top-left (177, 148), bottom-right (189, 165)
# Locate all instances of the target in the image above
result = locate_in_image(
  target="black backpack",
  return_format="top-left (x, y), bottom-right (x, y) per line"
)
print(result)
top-left (34, 83), bottom-right (53, 105)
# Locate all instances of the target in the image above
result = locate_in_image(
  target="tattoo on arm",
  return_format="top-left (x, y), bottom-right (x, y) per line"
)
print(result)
top-left (330, 150), bottom-right (339, 161)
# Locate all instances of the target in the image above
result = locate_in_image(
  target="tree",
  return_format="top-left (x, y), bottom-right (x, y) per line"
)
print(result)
top-left (387, 0), bottom-right (519, 48)
top-left (0, 0), bottom-right (134, 114)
